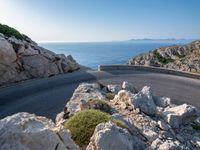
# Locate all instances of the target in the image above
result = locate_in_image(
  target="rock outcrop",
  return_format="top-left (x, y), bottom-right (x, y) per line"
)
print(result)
top-left (0, 112), bottom-right (79, 150)
top-left (0, 32), bottom-right (79, 86)
top-left (128, 40), bottom-right (200, 73)
top-left (86, 121), bottom-right (145, 150)
top-left (59, 81), bottom-right (200, 149)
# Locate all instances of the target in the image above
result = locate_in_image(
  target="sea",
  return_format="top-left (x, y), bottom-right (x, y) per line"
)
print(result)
top-left (39, 40), bottom-right (192, 69)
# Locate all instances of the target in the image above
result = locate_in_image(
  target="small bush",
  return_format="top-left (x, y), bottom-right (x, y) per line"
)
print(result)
top-left (0, 23), bottom-right (24, 40)
top-left (105, 92), bottom-right (115, 100)
top-left (192, 124), bottom-right (200, 130)
top-left (64, 109), bottom-right (110, 147)
top-left (175, 52), bottom-right (185, 58)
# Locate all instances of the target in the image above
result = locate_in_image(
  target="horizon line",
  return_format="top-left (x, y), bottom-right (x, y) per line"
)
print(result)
top-left (37, 38), bottom-right (198, 43)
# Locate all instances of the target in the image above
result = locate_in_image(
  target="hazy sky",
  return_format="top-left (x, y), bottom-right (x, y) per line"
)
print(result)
top-left (0, 0), bottom-right (200, 42)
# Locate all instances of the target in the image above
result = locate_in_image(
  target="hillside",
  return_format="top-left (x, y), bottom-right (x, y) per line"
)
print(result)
top-left (0, 24), bottom-right (80, 86)
top-left (128, 40), bottom-right (200, 73)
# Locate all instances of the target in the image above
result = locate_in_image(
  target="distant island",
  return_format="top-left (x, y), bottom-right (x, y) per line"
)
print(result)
top-left (129, 38), bottom-right (196, 42)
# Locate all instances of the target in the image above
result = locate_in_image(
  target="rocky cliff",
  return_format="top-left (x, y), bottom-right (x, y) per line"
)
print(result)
top-left (1, 81), bottom-right (200, 150)
top-left (128, 40), bottom-right (200, 73)
top-left (0, 25), bottom-right (80, 86)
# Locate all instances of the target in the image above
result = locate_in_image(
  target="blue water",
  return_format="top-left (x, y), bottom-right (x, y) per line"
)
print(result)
top-left (39, 40), bottom-right (191, 69)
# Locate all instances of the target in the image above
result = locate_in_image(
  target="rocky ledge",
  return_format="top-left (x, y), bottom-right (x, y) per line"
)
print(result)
top-left (1, 81), bottom-right (200, 150)
top-left (0, 31), bottom-right (79, 86)
top-left (128, 40), bottom-right (200, 73)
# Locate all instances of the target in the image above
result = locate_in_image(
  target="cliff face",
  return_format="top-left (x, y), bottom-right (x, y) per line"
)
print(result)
top-left (0, 32), bottom-right (79, 86)
top-left (128, 40), bottom-right (200, 72)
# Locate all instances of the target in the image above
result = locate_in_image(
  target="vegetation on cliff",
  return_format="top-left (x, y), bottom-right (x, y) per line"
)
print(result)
top-left (0, 23), bottom-right (27, 40)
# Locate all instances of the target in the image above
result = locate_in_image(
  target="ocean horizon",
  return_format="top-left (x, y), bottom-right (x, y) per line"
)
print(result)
top-left (39, 40), bottom-right (193, 69)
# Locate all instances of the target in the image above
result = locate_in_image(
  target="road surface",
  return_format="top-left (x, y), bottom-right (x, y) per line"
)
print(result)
top-left (0, 70), bottom-right (200, 120)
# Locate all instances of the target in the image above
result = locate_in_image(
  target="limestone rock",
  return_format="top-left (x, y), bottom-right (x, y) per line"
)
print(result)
top-left (128, 40), bottom-right (200, 73)
top-left (157, 120), bottom-right (171, 131)
top-left (0, 33), bottom-right (80, 86)
top-left (122, 81), bottom-right (138, 93)
top-left (158, 140), bottom-right (187, 150)
top-left (150, 138), bottom-right (163, 149)
top-left (132, 86), bottom-right (157, 115)
top-left (65, 83), bottom-right (106, 116)
top-left (86, 121), bottom-right (145, 150)
top-left (162, 104), bottom-right (198, 128)
top-left (112, 90), bottom-right (133, 109)
top-left (0, 112), bottom-right (79, 150)
top-left (153, 96), bottom-right (171, 108)
top-left (107, 84), bottom-right (121, 94)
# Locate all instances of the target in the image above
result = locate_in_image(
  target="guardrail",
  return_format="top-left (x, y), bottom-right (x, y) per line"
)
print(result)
top-left (98, 65), bottom-right (200, 79)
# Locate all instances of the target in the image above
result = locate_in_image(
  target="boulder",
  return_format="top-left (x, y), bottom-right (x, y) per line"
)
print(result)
top-left (162, 104), bottom-right (199, 128)
top-left (65, 83), bottom-right (106, 116)
top-left (132, 86), bottom-right (157, 115)
top-left (153, 96), bottom-right (171, 108)
top-left (21, 55), bottom-right (60, 77)
top-left (0, 112), bottom-right (79, 150)
top-left (112, 90), bottom-right (133, 109)
top-left (0, 37), bottom-right (16, 64)
top-left (107, 84), bottom-right (121, 94)
top-left (157, 120), bottom-right (171, 131)
top-left (86, 121), bottom-right (144, 150)
top-left (122, 81), bottom-right (138, 93)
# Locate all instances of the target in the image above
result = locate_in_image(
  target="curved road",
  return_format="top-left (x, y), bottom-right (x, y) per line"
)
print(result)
top-left (0, 70), bottom-right (200, 120)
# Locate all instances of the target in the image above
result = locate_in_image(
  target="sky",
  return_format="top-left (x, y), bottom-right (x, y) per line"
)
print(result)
top-left (0, 0), bottom-right (200, 42)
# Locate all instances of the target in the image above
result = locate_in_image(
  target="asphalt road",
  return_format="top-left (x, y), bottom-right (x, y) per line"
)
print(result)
top-left (0, 70), bottom-right (200, 120)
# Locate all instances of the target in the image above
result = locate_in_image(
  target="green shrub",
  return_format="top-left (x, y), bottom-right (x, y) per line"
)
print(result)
top-left (175, 52), bottom-right (185, 58)
top-left (105, 92), bottom-right (115, 100)
top-left (64, 109), bottom-right (110, 147)
top-left (192, 124), bottom-right (200, 130)
top-left (0, 23), bottom-right (24, 40)
top-left (153, 51), bottom-right (174, 64)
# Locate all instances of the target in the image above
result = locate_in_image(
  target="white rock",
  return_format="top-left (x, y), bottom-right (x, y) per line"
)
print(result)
top-left (162, 104), bottom-right (198, 128)
top-left (86, 121), bottom-right (144, 150)
top-left (112, 90), bottom-right (133, 109)
top-left (150, 138), bottom-right (163, 149)
top-left (0, 112), bottom-right (79, 150)
top-left (65, 83), bottom-right (106, 116)
top-left (153, 96), bottom-right (171, 108)
top-left (158, 120), bottom-right (171, 131)
top-left (132, 86), bottom-right (157, 115)
top-left (191, 136), bottom-right (200, 148)
top-left (158, 140), bottom-right (184, 150)
top-left (122, 81), bottom-right (138, 93)
top-left (0, 33), bottom-right (80, 86)
top-left (107, 84), bottom-right (121, 94)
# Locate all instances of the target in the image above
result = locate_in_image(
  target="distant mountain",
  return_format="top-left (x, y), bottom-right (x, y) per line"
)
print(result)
top-left (129, 38), bottom-right (193, 42)
top-left (128, 40), bottom-right (200, 73)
